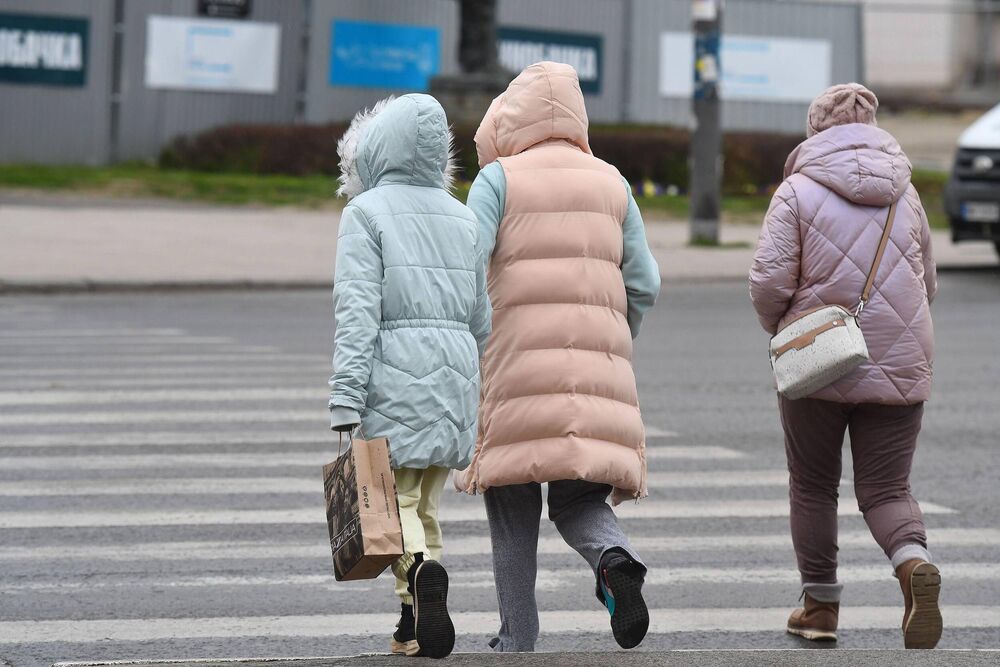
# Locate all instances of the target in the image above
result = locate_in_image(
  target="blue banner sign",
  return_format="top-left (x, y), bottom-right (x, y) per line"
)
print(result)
top-left (0, 12), bottom-right (88, 87)
top-left (498, 26), bottom-right (602, 94)
top-left (330, 20), bottom-right (440, 90)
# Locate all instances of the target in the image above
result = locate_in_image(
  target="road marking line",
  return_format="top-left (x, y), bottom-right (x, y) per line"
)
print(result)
top-left (645, 470), bottom-right (790, 486)
top-left (3, 378), bottom-right (318, 391)
top-left (0, 346), bottom-right (280, 357)
top-left (0, 337), bottom-right (236, 346)
top-left (646, 446), bottom-right (744, 459)
top-left (0, 471), bottom-right (795, 496)
top-left (0, 329), bottom-right (186, 338)
top-left (1, 428), bottom-right (678, 448)
top-left (0, 367), bottom-right (322, 378)
top-left (0, 432), bottom-right (331, 447)
top-left (0, 409), bottom-right (326, 426)
top-left (1, 528), bottom-right (996, 563)
top-left (0, 445), bottom-right (742, 470)
top-left (645, 426), bottom-right (678, 437)
top-left (0, 353), bottom-right (325, 365)
top-left (0, 388), bottom-right (319, 406)
top-left (0, 498), bottom-right (956, 529)
top-left (3, 606), bottom-right (999, 643)
top-left (6, 562), bottom-right (995, 593)
top-left (0, 452), bottom-right (338, 469)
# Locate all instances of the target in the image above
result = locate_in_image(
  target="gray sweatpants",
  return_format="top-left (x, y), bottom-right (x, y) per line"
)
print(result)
top-left (483, 479), bottom-right (645, 652)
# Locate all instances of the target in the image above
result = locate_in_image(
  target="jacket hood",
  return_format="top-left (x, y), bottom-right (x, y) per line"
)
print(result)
top-left (337, 94), bottom-right (456, 199)
top-left (784, 123), bottom-right (911, 207)
top-left (474, 61), bottom-right (591, 167)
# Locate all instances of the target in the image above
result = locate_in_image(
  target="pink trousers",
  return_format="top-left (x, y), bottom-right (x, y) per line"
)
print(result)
top-left (778, 396), bottom-right (929, 588)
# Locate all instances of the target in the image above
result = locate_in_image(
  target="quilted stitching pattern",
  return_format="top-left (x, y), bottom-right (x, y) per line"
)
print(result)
top-left (751, 124), bottom-right (936, 405)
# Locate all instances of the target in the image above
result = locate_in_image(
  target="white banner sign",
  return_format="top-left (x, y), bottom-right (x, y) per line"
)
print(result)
top-left (660, 32), bottom-right (830, 103)
top-left (145, 15), bottom-right (280, 94)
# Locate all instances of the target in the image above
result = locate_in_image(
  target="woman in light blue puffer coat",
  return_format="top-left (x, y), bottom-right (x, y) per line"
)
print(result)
top-left (329, 93), bottom-right (491, 659)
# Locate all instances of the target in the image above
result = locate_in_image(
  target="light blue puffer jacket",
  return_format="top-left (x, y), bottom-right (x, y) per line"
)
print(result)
top-left (329, 94), bottom-right (491, 470)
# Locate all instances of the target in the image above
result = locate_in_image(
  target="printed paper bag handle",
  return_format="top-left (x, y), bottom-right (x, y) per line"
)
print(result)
top-left (337, 430), bottom-right (354, 458)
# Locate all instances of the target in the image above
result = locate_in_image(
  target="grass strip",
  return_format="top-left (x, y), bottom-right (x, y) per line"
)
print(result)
top-left (0, 164), bottom-right (949, 228)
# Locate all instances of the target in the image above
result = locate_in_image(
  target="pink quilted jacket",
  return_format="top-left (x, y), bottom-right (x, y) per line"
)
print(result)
top-left (750, 123), bottom-right (937, 405)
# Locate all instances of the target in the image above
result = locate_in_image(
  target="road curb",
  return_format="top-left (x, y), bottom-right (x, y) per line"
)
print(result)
top-left (1, 263), bottom-right (995, 295)
top-left (51, 649), bottom-right (1000, 667)
top-left (0, 274), bottom-right (751, 295)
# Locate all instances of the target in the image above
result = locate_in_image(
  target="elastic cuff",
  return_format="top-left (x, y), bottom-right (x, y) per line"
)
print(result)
top-left (392, 552), bottom-right (417, 582)
top-left (891, 543), bottom-right (932, 571)
top-left (802, 581), bottom-right (843, 603)
top-left (599, 545), bottom-right (646, 573)
top-left (329, 406), bottom-right (361, 430)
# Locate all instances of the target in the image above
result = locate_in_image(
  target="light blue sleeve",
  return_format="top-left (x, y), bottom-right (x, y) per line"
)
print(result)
top-left (620, 177), bottom-right (661, 338)
top-left (329, 204), bottom-right (383, 413)
top-left (466, 162), bottom-right (505, 356)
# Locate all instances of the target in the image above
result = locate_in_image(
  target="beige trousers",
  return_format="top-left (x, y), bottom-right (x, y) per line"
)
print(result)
top-left (391, 466), bottom-right (450, 603)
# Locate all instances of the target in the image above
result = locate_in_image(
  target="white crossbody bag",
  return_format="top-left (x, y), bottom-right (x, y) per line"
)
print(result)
top-left (769, 201), bottom-right (898, 400)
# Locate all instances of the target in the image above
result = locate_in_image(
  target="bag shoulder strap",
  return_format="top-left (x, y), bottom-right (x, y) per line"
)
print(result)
top-left (857, 200), bottom-right (898, 315)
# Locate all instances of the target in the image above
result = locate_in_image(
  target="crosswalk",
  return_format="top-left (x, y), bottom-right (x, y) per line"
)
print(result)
top-left (1, 302), bottom-right (998, 664)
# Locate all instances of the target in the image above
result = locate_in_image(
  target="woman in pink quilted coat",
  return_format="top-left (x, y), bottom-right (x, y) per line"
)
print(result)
top-left (749, 83), bottom-right (941, 649)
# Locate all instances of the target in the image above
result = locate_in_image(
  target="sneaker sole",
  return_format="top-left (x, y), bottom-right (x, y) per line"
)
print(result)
top-left (603, 562), bottom-right (649, 649)
top-left (904, 562), bottom-right (942, 649)
top-left (389, 638), bottom-right (419, 656)
top-left (786, 625), bottom-right (838, 642)
top-left (412, 561), bottom-right (455, 659)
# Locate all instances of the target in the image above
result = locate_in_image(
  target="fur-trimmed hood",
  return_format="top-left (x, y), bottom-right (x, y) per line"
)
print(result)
top-left (337, 94), bottom-right (456, 199)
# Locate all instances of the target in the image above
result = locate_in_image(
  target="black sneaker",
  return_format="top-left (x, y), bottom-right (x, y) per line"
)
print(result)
top-left (598, 551), bottom-right (649, 649)
top-left (410, 559), bottom-right (455, 659)
top-left (390, 603), bottom-right (418, 656)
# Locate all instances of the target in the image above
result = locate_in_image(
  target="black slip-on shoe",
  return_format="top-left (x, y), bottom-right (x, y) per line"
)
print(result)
top-left (599, 553), bottom-right (649, 649)
top-left (411, 559), bottom-right (455, 659)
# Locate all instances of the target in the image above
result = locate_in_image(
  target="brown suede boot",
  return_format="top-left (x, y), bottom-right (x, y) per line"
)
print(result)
top-left (786, 592), bottom-right (839, 641)
top-left (897, 559), bottom-right (942, 649)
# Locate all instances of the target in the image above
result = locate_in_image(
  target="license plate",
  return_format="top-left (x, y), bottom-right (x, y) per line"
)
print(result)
top-left (962, 202), bottom-right (1000, 223)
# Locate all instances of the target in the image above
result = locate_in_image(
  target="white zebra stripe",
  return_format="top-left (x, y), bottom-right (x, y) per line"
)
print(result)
top-left (0, 498), bottom-right (956, 529)
top-left (0, 470), bottom-right (785, 496)
top-left (0, 445), bottom-right (737, 470)
top-left (0, 353), bottom-right (324, 365)
top-left (0, 388), bottom-right (318, 406)
top-left (4, 562), bottom-right (995, 593)
top-left (1, 528), bottom-right (996, 563)
top-left (5, 606), bottom-right (1000, 644)
top-left (0, 367), bottom-right (321, 378)
top-left (0, 329), bottom-right (186, 338)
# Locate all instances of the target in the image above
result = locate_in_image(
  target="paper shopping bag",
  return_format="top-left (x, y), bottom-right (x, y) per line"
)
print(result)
top-left (323, 435), bottom-right (403, 581)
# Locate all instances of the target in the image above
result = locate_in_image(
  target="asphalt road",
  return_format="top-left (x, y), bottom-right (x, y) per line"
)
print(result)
top-left (1, 271), bottom-right (999, 666)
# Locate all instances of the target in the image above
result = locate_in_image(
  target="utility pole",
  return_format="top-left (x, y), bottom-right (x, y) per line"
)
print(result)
top-left (689, 0), bottom-right (722, 245)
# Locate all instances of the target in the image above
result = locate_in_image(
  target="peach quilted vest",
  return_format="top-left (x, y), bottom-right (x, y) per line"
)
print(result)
top-left (464, 62), bottom-right (646, 503)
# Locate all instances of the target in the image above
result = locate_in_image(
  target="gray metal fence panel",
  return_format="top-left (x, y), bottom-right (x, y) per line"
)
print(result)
top-left (0, 0), bottom-right (113, 165)
top-left (628, 0), bottom-right (861, 133)
top-left (305, 0), bottom-right (626, 125)
top-left (303, 0), bottom-right (460, 125)
top-left (115, 0), bottom-right (305, 161)
top-left (0, 0), bottom-right (864, 164)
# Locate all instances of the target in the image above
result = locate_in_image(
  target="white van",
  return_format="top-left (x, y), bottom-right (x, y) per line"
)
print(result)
top-left (944, 104), bottom-right (1000, 258)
